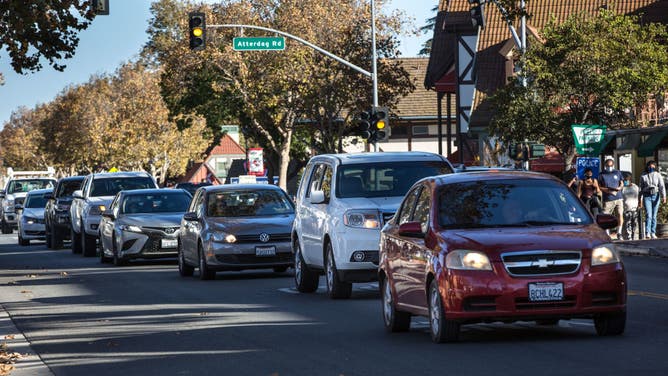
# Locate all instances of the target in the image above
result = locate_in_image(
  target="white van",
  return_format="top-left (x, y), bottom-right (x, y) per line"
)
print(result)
top-left (292, 152), bottom-right (453, 299)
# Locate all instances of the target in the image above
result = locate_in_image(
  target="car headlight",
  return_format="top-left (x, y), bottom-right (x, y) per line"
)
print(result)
top-left (4, 200), bottom-right (15, 211)
top-left (343, 210), bottom-right (380, 229)
top-left (591, 244), bottom-right (620, 266)
top-left (446, 250), bottom-right (493, 271)
top-left (212, 232), bottom-right (236, 243)
top-left (120, 225), bottom-right (143, 233)
top-left (88, 205), bottom-right (107, 216)
top-left (23, 216), bottom-right (37, 225)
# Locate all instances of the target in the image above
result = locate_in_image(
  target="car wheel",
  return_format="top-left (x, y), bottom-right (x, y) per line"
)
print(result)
top-left (429, 280), bottom-right (460, 343)
top-left (99, 234), bottom-right (112, 264)
top-left (112, 238), bottom-right (127, 266)
top-left (198, 244), bottom-right (215, 280)
top-left (178, 240), bottom-right (194, 277)
top-left (325, 243), bottom-right (352, 299)
top-left (294, 240), bottom-right (318, 293)
top-left (1, 219), bottom-right (13, 234)
top-left (45, 227), bottom-right (53, 249)
top-left (594, 311), bottom-right (626, 336)
top-left (18, 235), bottom-right (29, 246)
top-left (381, 275), bottom-right (411, 332)
top-left (52, 229), bottom-right (63, 250)
top-left (82, 230), bottom-right (97, 257)
top-left (71, 227), bottom-right (82, 254)
top-left (273, 266), bottom-right (288, 273)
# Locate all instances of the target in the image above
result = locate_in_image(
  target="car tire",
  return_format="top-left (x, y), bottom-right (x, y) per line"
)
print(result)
top-left (71, 227), bottom-right (82, 254)
top-left (178, 241), bottom-right (194, 277)
top-left (99, 235), bottom-right (112, 264)
top-left (18, 235), bottom-right (29, 246)
top-left (82, 231), bottom-right (97, 257)
top-left (198, 244), bottom-right (215, 280)
top-left (273, 266), bottom-right (288, 273)
top-left (112, 237), bottom-right (127, 266)
top-left (381, 275), bottom-right (411, 332)
top-left (1, 219), bottom-right (13, 234)
top-left (293, 239), bottom-right (318, 293)
top-left (52, 229), bottom-right (64, 250)
top-left (429, 280), bottom-right (460, 343)
top-left (594, 311), bottom-right (626, 336)
top-left (325, 243), bottom-right (352, 299)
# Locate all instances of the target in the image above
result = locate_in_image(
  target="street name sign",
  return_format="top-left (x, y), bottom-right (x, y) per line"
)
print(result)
top-left (233, 37), bottom-right (285, 51)
top-left (571, 124), bottom-right (606, 156)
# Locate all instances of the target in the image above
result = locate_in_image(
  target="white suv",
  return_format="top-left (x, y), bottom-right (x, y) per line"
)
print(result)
top-left (292, 152), bottom-right (453, 299)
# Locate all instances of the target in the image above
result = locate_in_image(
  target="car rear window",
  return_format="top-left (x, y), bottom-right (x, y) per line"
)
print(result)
top-left (335, 161), bottom-right (452, 198)
top-left (207, 189), bottom-right (294, 217)
top-left (438, 178), bottom-right (593, 229)
top-left (90, 177), bottom-right (156, 197)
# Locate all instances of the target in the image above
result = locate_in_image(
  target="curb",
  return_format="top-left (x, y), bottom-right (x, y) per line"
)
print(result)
top-left (0, 306), bottom-right (54, 376)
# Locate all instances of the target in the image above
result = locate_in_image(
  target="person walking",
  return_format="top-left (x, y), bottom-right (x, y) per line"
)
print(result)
top-left (576, 168), bottom-right (601, 216)
top-left (621, 172), bottom-right (640, 240)
top-left (598, 159), bottom-right (624, 239)
top-left (639, 161), bottom-right (666, 239)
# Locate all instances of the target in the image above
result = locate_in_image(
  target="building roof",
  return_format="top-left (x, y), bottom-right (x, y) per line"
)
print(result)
top-left (208, 134), bottom-right (246, 156)
top-left (395, 58), bottom-right (441, 118)
top-left (428, 0), bottom-right (668, 128)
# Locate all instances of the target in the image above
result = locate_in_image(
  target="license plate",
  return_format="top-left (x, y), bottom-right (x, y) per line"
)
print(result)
top-left (528, 282), bottom-right (564, 302)
top-left (161, 239), bottom-right (178, 249)
top-left (255, 246), bottom-right (276, 257)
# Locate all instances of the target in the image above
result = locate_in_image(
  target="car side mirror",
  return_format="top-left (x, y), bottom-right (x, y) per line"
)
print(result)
top-left (183, 212), bottom-right (198, 221)
top-left (310, 190), bottom-right (326, 204)
top-left (15, 204), bottom-right (23, 211)
top-left (0, 190), bottom-right (5, 198)
top-left (398, 222), bottom-right (425, 238)
top-left (72, 190), bottom-right (83, 199)
top-left (596, 214), bottom-right (619, 230)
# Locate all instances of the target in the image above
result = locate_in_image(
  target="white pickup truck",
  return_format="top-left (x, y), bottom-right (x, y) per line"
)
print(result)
top-left (0, 168), bottom-right (57, 234)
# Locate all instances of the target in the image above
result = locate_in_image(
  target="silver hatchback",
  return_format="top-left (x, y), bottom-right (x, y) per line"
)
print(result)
top-left (178, 184), bottom-right (295, 280)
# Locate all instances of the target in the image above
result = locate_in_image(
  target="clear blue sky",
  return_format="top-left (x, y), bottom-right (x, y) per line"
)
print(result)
top-left (0, 0), bottom-right (437, 127)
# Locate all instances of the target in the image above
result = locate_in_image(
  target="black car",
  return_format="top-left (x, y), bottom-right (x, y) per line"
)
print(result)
top-left (175, 182), bottom-right (212, 195)
top-left (45, 176), bottom-right (84, 249)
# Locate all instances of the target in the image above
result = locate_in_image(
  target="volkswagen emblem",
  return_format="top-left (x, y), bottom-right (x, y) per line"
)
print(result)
top-left (259, 233), bottom-right (270, 243)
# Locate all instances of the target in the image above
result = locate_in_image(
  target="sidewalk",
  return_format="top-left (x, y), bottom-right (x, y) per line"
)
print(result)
top-left (0, 307), bottom-right (53, 376)
top-left (615, 237), bottom-right (668, 258)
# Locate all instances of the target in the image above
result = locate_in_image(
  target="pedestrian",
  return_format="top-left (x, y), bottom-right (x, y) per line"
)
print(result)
top-left (563, 168), bottom-right (578, 192)
top-left (621, 172), bottom-right (640, 240)
top-left (576, 167), bottom-right (601, 216)
top-left (598, 159), bottom-right (624, 239)
top-left (639, 160), bottom-right (666, 239)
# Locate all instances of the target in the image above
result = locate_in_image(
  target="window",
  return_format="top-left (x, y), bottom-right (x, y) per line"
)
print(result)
top-left (413, 187), bottom-right (431, 231)
top-left (7, 179), bottom-right (55, 194)
top-left (321, 166), bottom-right (333, 201)
top-left (122, 192), bottom-right (191, 214)
top-left (56, 179), bottom-right (83, 198)
top-left (398, 187), bottom-right (421, 225)
top-left (306, 164), bottom-right (327, 198)
top-left (90, 177), bottom-right (155, 197)
top-left (412, 125), bottom-right (429, 136)
top-left (24, 192), bottom-right (49, 208)
top-left (206, 190), bottom-right (294, 217)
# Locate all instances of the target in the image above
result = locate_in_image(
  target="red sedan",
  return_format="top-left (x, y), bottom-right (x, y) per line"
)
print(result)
top-left (379, 171), bottom-right (626, 343)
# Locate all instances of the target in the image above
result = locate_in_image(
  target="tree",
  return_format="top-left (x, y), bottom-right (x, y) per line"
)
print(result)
top-left (0, 0), bottom-right (95, 83)
top-left (489, 10), bottom-right (668, 169)
top-left (418, 5), bottom-right (438, 56)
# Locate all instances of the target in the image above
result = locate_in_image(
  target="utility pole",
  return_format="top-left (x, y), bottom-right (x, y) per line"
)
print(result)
top-left (371, 0), bottom-right (379, 151)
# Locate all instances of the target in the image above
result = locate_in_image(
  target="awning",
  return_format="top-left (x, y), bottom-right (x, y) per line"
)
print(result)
top-left (616, 134), bottom-right (641, 152)
top-left (598, 134), bottom-right (616, 153)
top-left (638, 130), bottom-right (668, 157)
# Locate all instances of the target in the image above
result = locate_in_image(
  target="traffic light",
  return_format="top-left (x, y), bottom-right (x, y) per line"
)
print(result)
top-left (189, 12), bottom-right (206, 51)
top-left (371, 107), bottom-right (390, 142)
top-left (469, 1), bottom-right (486, 29)
top-left (354, 111), bottom-right (372, 141)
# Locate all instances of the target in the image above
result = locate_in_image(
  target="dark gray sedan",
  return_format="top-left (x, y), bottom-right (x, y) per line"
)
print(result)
top-left (178, 184), bottom-right (295, 280)
top-left (99, 189), bottom-right (192, 265)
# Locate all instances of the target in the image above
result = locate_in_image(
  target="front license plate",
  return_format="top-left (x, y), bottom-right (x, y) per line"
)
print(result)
top-left (161, 239), bottom-right (178, 249)
top-left (528, 282), bottom-right (564, 302)
top-left (255, 246), bottom-right (276, 257)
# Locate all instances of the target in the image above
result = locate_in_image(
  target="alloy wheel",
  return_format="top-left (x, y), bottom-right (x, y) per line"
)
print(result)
top-left (383, 279), bottom-right (393, 326)
top-left (430, 286), bottom-right (441, 337)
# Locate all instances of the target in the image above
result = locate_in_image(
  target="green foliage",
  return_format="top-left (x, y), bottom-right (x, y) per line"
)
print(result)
top-left (490, 10), bottom-right (668, 165)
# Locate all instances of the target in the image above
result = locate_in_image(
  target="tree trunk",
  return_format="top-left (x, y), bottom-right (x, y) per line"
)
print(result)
top-left (563, 149), bottom-right (577, 171)
top-left (278, 127), bottom-right (293, 191)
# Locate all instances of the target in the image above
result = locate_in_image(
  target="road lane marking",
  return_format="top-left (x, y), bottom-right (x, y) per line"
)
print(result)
top-left (628, 290), bottom-right (668, 300)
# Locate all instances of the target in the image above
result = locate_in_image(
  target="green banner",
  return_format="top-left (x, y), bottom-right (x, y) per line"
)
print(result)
top-left (233, 37), bottom-right (285, 51)
top-left (571, 124), bottom-right (607, 155)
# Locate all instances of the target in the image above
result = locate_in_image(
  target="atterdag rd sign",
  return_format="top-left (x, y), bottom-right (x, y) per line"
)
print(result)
top-left (572, 124), bottom-right (607, 156)
top-left (233, 37), bottom-right (285, 51)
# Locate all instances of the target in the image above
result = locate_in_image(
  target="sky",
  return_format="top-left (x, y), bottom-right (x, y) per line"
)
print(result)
top-left (0, 0), bottom-right (438, 127)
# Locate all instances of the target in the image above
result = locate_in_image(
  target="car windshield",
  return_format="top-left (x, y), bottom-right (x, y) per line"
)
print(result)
top-left (438, 178), bottom-right (593, 229)
top-left (24, 193), bottom-right (49, 208)
top-left (207, 189), bottom-right (294, 217)
top-left (90, 177), bottom-right (155, 197)
top-left (56, 179), bottom-right (83, 198)
top-left (121, 192), bottom-right (191, 214)
top-left (7, 179), bottom-right (55, 194)
top-left (336, 161), bottom-right (452, 198)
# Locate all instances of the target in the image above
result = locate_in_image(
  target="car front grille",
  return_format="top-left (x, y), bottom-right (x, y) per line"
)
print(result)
top-left (141, 233), bottom-right (177, 253)
top-left (215, 253), bottom-right (293, 264)
top-left (501, 251), bottom-right (581, 277)
top-left (234, 233), bottom-right (291, 244)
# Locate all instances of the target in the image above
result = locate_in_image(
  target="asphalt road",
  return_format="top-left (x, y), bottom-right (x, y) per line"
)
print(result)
top-left (1, 233), bottom-right (667, 376)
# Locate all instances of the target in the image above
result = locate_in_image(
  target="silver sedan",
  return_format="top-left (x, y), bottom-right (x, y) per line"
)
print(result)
top-left (178, 184), bottom-right (295, 280)
top-left (99, 189), bottom-right (192, 266)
